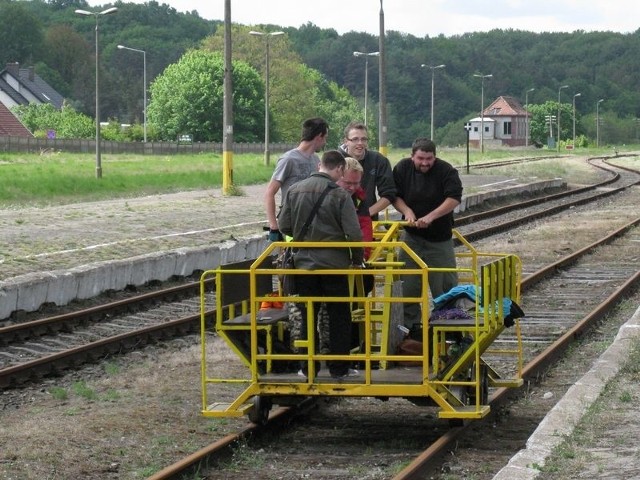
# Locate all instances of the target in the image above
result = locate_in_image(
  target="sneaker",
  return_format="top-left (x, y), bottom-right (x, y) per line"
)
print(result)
top-left (297, 369), bottom-right (307, 378)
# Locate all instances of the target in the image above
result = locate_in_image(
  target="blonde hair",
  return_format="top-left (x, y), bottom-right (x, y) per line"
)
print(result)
top-left (344, 156), bottom-right (363, 173)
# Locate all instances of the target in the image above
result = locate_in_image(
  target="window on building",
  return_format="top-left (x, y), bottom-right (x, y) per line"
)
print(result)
top-left (503, 122), bottom-right (512, 135)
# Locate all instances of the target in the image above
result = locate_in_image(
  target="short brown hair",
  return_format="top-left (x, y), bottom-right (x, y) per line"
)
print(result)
top-left (301, 117), bottom-right (329, 141)
top-left (411, 137), bottom-right (436, 155)
top-left (321, 150), bottom-right (346, 169)
top-left (343, 121), bottom-right (368, 139)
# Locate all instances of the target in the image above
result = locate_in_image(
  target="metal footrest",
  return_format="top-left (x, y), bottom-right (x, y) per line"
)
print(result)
top-left (438, 405), bottom-right (490, 419)
top-left (203, 402), bottom-right (252, 418)
top-left (490, 378), bottom-right (524, 388)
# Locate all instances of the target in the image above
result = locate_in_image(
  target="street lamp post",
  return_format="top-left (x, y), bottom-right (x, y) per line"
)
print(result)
top-left (117, 44), bottom-right (147, 143)
top-left (557, 84), bottom-right (569, 151)
top-left (473, 73), bottom-right (492, 153)
top-left (596, 99), bottom-right (604, 148)
top-left (525, 87), bottom-right (535, 147)
top-left (353, 51), bottom-right (380, 126)
top-left (572, 92), bottom-right (581, 148)
top-left (249, 30), bottom-right (284, 166)
top-left (421, 64), bottom-right (445, 140)
top-left (75, 7), bottom-right (118, 179)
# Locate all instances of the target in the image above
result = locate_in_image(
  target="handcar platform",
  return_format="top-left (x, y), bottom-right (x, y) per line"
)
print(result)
top-left (200, 223), bottom-right (524, 424)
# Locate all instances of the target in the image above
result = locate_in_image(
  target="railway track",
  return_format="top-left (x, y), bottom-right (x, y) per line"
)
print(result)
top-left (3, 157), bottom-right (637, 389)
top-left (146, 214), bottom-right (640, 480)
top-left (2, 155), bottom-right (639, 478)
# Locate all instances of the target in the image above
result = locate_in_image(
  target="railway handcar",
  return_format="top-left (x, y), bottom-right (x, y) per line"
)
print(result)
top-left (199, 223), bottom-right (524, 424)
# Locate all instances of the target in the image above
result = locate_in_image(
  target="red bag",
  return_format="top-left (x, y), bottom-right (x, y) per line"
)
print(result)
top-left (396, 338), bottom-right (423, 366)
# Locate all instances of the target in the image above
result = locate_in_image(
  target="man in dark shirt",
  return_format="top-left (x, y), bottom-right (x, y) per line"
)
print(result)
top-left (338, 121), bottom-right (396, 219)
top-left (392, 138), bottom-right (463, 328)
top-left (278, 150), bottom-right (364, 379)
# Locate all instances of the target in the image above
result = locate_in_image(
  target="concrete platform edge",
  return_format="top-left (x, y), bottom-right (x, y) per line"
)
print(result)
top-left (0, 179), bottom-right (564, 320)
top-left (491, 305), bottom-right (640, 480)
top-left (0, 236), bottom-right (269, 320)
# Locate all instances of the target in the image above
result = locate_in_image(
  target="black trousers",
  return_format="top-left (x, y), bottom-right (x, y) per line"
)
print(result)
top-left (295, 273), bottom-right (351, 376)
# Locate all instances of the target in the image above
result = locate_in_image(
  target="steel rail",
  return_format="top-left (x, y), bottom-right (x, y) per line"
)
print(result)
top-left (391, 218), bottom-right (640, 479)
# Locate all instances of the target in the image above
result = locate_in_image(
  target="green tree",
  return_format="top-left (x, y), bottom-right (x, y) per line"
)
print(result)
top-left (301, 66), bottom-right (361, 147)
top-left (41, 24), bottom-right (92, 101)
top-left (202, 25), bottom-right (360, 145)
top-left (526, 101), bottom-right (578, 147)
top-left (147, 49), bottom-right (263, 142)
top-left (0, 2), bottom-right (45, 65)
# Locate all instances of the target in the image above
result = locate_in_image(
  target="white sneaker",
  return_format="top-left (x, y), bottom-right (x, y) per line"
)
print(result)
top-left (297, 369), bottom-right (307, 378)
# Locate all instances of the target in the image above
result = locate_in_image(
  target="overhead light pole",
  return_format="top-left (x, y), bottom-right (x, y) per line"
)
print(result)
top-left (557, 84), bottom-right (569, 151)
top-left (596, 98), bottom-right (604, 148)
top-left (378, 0), bottom-right (388, 156)
top-left (75, 7), bottom-right (118, 179)
top-left (249, 30), bottom-right (284, 166)
top-left (525, 87), bottom-right (535, 147)
top-left (117, 44), bottom-right (147, 143)
top-left (473, 73), bottom-right (492, 153)
top-left (572, 92), bottom-right (581, 148)
top-left (353, 51), bottom-right (380, 126)
top-left (421, 64), bottom-right (445, 141)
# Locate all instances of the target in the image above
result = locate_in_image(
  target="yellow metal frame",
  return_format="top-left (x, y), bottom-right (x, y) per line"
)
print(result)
top-left (200, 226), bottom-right (523, 422)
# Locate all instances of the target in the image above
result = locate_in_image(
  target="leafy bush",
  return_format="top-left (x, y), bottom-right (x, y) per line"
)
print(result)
top-left (12, 103), bottom-right (94, 139)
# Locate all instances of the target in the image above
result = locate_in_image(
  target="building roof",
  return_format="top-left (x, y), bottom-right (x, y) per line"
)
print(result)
top-left (0, 76), bottom-right (29, 105)
top-left (0, 102), bottom-right (33, 137)
top-left (483, 96), bottom-right (528, 117)
top-left (0, 62), bottom-right (64, 109)
top-left (18, 67), bottom-right (64, 109)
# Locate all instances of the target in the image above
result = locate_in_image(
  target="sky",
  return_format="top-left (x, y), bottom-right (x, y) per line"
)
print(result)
top-left (86, 0), bottom-right (640, 37)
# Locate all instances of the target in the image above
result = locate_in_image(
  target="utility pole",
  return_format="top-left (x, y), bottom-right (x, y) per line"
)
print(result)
top-left (222, 0), bottom-right (234, 194)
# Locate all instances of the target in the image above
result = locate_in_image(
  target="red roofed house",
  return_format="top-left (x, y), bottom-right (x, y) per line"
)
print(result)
top-left (468, 96), bottom-right (530, 148)
top-left (0, 101), bottom-right (32, 137)
top-left (0, 62), bottom-right (66, 138)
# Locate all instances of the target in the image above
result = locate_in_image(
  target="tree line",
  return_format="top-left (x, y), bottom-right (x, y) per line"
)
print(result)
top-left (2, 0), bottom-right (639, 148)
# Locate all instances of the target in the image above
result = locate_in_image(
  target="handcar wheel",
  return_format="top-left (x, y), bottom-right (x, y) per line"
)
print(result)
top-left (468, 363), bottom-right (489, 405)
top-left (248, 396), bottom-right (272, 425)
top-left (448, 418), bottom-right (464, 428)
